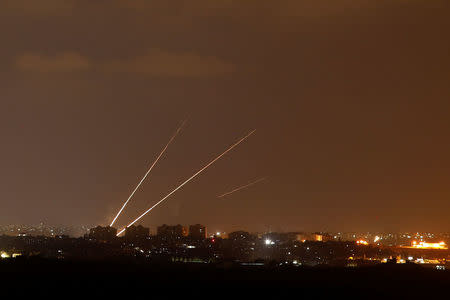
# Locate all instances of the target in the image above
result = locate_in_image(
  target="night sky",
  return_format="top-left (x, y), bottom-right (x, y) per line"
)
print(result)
top-left (1, 1), bottom-right (449, 233)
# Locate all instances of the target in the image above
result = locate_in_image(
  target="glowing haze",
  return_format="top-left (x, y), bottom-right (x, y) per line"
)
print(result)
top-left (1, 1), bottom-right (450, 233)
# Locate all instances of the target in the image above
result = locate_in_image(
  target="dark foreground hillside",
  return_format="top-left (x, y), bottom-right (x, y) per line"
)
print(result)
top-left (1, 258), bottom-right (449, 298)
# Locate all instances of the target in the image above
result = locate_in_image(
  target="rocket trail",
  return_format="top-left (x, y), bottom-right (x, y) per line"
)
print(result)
top-left (110, 120), bottom-right (186, 227)
top-left (217, 177), bottom-right (266, 198)
top-left (116, 129), bottom-right (255, 236)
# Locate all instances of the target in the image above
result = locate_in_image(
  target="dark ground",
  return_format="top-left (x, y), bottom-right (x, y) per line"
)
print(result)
top-left (1, 258), bottom-right (449, 298)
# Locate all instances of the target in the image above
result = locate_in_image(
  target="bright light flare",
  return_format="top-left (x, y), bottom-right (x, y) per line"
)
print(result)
top-left (117, 129), bottom-right (256, 236)
top-left (356, 239), bottom-right (369, 245)
top-left (217, 177), bottom-right (266, 198)
top-left (406, 241), bottom-right (448, 250)
top-left (110, 120), bottom-right (186, 227)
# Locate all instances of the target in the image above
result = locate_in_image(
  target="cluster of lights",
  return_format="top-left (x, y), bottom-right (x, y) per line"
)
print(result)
top-left (408, 241), bottom-right (448, 250)
top-left (379, 256), bottom-right (446, 265)
top-left (0, 251), bottom-right (21, 259)
top-left (356, 240), bottom-right (369, 245)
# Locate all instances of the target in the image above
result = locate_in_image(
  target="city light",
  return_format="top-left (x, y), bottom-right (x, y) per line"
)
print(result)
top-left (0, 252), bottom-right (10, 258)
top-left (217, 177), bottom-right (266, 198)
top-left (356, 240), bottom-right (369, 245)
top-left (406, 241), bottom-right (448, 250)
top-left (265, 239), bottom-right (274, 245)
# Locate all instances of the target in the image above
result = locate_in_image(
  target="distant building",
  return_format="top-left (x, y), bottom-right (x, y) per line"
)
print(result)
top-left (189, 224), bottom-right (207, 240)
top-left (157, 224), bottom-right (187, 240)
top-left (293, 232), bottom-right (331, 242)
top-left (228, 231), bottom-right (251, 241)
top-left (125, 225), bottom-right (149, 241)
top-left (88, 226), bottom-right (117, 242)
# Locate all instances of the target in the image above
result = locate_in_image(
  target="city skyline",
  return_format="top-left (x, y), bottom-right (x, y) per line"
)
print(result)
top-left (2, 2), bottom-right (450, 296)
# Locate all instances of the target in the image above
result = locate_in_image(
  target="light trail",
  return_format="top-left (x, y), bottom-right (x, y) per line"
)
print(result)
top-left (116, 129), bottom-right (255, 236)
top-left (217, 177), bottom-right (266, 198)
top-left (110, 120), bottom-right (186, 227)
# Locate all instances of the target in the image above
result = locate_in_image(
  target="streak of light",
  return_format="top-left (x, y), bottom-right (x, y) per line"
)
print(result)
top-left (217, 177), bottom-right (266, 198)
top-left (110, 120), bottom-right (186, 227)
top-left (116, 129), bottom-right (255, 236)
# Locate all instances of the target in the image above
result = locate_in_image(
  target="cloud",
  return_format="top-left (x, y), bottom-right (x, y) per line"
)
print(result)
top-left (14, 50), bottom-right (235, 77)
top-left (2, 0), bottom-right (74, 16)
top-left (102, 49), bottom-right (235, 77)
top-left (115, 0), bottom-right (376, 19)
top-left (15, 52), bottom-right (90, 72)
